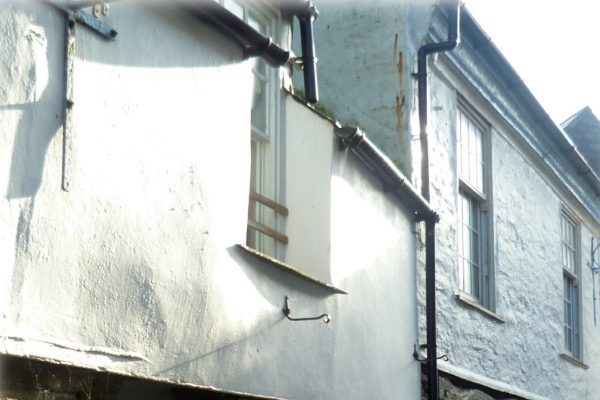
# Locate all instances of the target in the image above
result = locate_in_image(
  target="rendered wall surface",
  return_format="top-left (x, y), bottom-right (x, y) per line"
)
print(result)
top-left (1, 2), bottom-right (421, 399)
top-left (284, 99), bottom-right (334, 282)
top-left (286, 98), bottom-right (422, 399)
top-left (311, 0), bottom-right (435, 176)
top-left (420, 63), bottom-right (600, 400)
top-left (315, 0), bottom-right (600, 398)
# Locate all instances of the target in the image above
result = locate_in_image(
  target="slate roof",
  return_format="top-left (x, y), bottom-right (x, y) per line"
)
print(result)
top-left (562, 106), bottom-right (600, 175)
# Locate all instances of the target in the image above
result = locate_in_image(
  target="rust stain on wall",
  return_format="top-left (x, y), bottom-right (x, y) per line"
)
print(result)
top-left (393, 34), bottom-right (404, 79)
top-left (393, 34), bottom-right (405, 132)
top-left (396, 95), bottom-right (405, 131)
top-left (397, 51), bottom-right (404, 76)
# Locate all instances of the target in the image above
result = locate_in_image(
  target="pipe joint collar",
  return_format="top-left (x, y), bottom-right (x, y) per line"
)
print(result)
top-left (334, 125), bottom-right (365, 149)
top-left (289, 0), bottom-right (319, 20)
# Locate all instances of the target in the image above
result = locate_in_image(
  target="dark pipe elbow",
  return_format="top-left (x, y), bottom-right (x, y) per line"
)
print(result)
top-left (245, 37), bottom-right (290, 67)
top-left (417, 1), bottom-right (462, 200)
top-left (417, 2), bottom-right (462, 80)
top-left (419, 2), bottom-right (461, 58)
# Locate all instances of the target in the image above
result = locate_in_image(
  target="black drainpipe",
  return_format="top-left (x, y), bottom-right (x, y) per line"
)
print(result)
top-left (185, 0), bottom-right (319, 104)
top-left (286, 1), bottom-right (319, 103)
top-left (296, 3), bottom-right (319, 103)
top-left (416, 2), bottom-right (461, 400)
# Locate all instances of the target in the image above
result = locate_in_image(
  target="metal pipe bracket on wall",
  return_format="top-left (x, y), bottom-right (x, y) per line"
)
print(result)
top-left (45, 0), bottom-right (118, 191)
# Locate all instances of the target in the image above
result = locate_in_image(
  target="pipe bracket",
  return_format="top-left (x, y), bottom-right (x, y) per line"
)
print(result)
top-left (413, 344), bottom-right (449, 364)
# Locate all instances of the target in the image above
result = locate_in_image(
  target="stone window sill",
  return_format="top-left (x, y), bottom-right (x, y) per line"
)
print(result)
top-left (560, 353), bottom-right (589, 370)
top-left (455, 292), bottom-right (505, 323)
top-left (237, 244), bottom-right (348, 295)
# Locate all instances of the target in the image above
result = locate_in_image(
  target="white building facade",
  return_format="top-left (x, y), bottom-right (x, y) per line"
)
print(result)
top-left (315, 1), bottom-right (600, 399)
top-left (0, 1), bottom-right (429, 399)
top-left (5, 1), bottom-right (600, 399)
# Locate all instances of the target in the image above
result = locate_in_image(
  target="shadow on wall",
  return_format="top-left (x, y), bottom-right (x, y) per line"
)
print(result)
top-left (4, 15), bottom-right (63, 202)
top-left (5, 1), bottom-right (246, 200)
top-left (3, 1), bottom-right (248, 254)
top-left (154, 314), bottom-right (283, 377)
top-left (227, 245), bottom-right (334, 309)
top-left (2, 4), bottom-right (64, 316)
top-left (149, 246), bottom-right (335, 393)
top-left (3, 0), bottom-right (247, 334)
top-left (2, 4), bottom-right (245, 231)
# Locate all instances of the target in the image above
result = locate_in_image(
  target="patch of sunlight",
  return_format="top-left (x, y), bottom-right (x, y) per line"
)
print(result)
top-left (329, 175), bottom-right (401, 283)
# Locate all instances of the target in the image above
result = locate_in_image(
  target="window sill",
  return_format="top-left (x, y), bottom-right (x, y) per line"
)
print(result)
top-left (560, 353), bottom-right (589, 370)
top-left (236, 244), bottom-right (348, 295)
top-left (455, 292), bottom-right (505, 323)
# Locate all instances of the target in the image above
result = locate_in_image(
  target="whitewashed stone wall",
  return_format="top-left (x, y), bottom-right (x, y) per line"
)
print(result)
top-left (312, 0), bottom-right (436, 176)
top-left (315, 0), bottom-right (600, 398)
top-left (0, 2), bottom-right (422, 399)
top-left (419, 63), bottom-right (600, 399)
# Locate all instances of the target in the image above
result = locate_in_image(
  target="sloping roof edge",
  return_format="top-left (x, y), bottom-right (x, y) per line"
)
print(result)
top-left (561, 106), bottom-right (595, 129)
top-left (285, 89), bottom-right (439, 224)
top-left (430, 5), bottom-right (600, 223)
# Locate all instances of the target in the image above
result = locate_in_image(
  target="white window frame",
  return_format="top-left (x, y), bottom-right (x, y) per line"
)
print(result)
top-left (224, 1), bottom-right (285, 259)
top-left (561, 210), bottom-right (582, 360)
top-left (457, 98), bottom-right (494, 310)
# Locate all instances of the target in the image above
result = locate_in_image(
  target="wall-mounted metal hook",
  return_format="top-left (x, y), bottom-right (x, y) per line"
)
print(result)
top-left (412, 344), bottom-right (449, 363)
top-left (282, 296), bottom-right (330, 324)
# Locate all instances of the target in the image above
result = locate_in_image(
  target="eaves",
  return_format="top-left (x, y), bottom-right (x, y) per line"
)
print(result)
top-left (428, 6), bottom-right (600, 224)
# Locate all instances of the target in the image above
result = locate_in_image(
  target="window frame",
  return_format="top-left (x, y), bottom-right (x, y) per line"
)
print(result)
top-left (232, 0), bottom-right (286, 260)
top-left (456, 97), bottom-right (495, 311)
top-left (561, 209), bottom-right (582, 360)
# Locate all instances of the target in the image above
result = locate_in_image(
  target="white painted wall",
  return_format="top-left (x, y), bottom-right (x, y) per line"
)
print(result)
top-left (0, 2), bottom-right (421, 399)
top-left (315, 1), bottom-right (600, 399)
top-left (422, 65), bottom-right (600, 399)
top-left (284, 99), bottom-right (334, 282)
top-left (286, 97), bottom-right (422, 399)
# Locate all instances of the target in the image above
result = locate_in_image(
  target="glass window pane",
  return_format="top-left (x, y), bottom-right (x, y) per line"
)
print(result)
top-left (244, 2), bottom-right (280, 260)
top-left (251, 69), bottom-right (267, 134)
top-left (462, 228), bottom-right (470, 265)
top-left (563, 275), bottom-right (578, 355)
top-left (458, 108), bottom-right (485, 191)
top-left (463, 259), bottom-right (471, 293)
top-left (471, 232), bottom-right (479, 264)
top-left (459, 190), bottom-right (483, 300)
top-left (460, 114), bottom-right (467, 178)
top-left (568, 251), bottom-right (575, 271)
top-left (471, 263), bottom-right (480, 299)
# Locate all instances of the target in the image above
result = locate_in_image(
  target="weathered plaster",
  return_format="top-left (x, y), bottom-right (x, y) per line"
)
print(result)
top-left (417, 63), bottom-right (600, 399)
top-left (315, 1), bottom-right (600, 398)
top-left (1, 2), bottom-right (422, 399)
top-left (311, 0), bottom-right (436, 176)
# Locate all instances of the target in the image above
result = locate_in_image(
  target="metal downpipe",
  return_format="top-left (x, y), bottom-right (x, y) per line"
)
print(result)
top-left (296, 2), bottom-right (319, 103)
top-left (416, 2), bottom-right (462, 400)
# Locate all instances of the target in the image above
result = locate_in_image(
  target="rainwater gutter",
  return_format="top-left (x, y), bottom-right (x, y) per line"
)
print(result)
top-left (185, 0), bottom-right (319, 103)
top-left (444, 8), bottom-right (600, 220)
top-left (333, 126), bottom-right (439, 224)
top-left (416, 2), bottom-right (462, 400)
